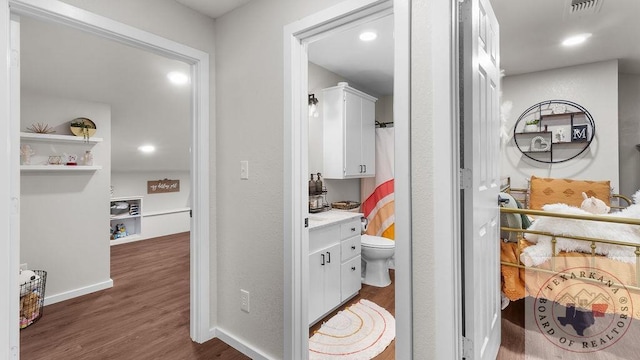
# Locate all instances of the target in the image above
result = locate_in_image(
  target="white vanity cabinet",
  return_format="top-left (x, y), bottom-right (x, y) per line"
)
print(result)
top-left (309, 214), bottom-right (362, 325)
top-left (322, 83), bottom-right (377, 179)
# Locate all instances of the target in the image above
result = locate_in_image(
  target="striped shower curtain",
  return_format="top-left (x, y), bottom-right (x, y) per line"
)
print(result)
top-left (361, 127), bottom-right (394, 240)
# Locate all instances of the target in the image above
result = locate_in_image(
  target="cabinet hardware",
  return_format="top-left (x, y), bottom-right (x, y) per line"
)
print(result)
top-left (326, 251), bottom-right (331, 263)
top-left (321, 253), bottom-right (325, 265)
top-left (351, 227), bottom-right (356, 232)
top-left (351, 266), bottom-right (356, 271)
top-left (363, 165), bottom-right (366, 173)
top-left (351, 245), bottom-right (356, 250)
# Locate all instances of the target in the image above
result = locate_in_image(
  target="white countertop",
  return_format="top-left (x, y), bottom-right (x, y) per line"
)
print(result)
top-left (308, 209), bottom-right (363, 230)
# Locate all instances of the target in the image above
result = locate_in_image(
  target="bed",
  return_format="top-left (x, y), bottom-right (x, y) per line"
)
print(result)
top-left (499, 176), bottom-right (640, 319)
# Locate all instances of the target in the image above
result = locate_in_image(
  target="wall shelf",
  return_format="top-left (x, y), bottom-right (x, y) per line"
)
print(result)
top-left (512, 100), bottom-right (595, 164)
top-left (20, 132), bottom-right (103, 144)
top-left (21, 165), bottom-right (102, 172)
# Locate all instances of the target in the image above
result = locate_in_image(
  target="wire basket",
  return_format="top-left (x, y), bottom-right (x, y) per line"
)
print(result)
top-left (19, 270), bottom-right (47, 329)
top-left (331, 201), bottom-right (361, 210)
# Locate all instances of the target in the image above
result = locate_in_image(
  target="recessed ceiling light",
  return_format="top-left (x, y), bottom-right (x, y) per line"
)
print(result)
top-left (359, 31), bottom-right (377, 41)
top-left (138, 145), bottom-right (155, 153)
top-left (167, 71), bottom-right (189, 85)
top-left (562, 33), bottom-right (592, 47)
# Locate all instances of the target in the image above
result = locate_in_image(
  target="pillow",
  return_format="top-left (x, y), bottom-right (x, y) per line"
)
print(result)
top-left (499, 192), bottom-right (521, 242)
top-left (528, 176), bottom-right (610, 210)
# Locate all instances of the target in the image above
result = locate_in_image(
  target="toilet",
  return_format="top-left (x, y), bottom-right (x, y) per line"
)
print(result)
top-left (360, 234), bottom-right (395, 287)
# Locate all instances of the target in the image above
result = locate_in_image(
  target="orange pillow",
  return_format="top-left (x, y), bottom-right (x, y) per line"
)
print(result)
top-left (528, 176), bottom-right (611, 210)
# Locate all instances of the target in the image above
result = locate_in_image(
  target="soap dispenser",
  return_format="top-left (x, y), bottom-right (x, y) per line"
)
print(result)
top-left (315, 173), bottom-right (323, 194)
top-left (309, 174), bottom-right (315, 195)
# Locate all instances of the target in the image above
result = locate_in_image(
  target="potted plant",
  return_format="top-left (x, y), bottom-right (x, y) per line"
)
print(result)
top-left (524, 119), bottom-right (539, 132)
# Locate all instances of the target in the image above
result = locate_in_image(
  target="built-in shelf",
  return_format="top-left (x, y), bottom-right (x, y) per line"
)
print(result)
top-left (20, 132), bottom-right (103, 144)
top-left (110, 234), bottom-right (142, 246)
top-left (20, 165), bottom-right (102, 172)
top-left (110, 214), bottom-right (142, 220)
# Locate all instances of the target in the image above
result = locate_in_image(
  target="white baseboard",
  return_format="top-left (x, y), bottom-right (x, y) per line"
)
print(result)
top-left (44, 279), bottom-right (114, 306)
top-left (213, 327), bottom-right (274, 360)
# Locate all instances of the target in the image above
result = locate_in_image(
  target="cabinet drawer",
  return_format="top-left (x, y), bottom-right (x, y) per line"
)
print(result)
top-left (309, 224), bottom-right (340, 253)
top-left (341, 235), bottom-right (361, 262)
top-left (341, 255), bottom-right (362, 301)
top-left (340, 219), bottom-right (361, 240)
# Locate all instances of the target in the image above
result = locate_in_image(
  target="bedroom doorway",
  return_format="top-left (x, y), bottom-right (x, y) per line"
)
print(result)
top-left (5, 0), bottom-right (211, 355)
top-left (284, 0), bottom-right (410, 358)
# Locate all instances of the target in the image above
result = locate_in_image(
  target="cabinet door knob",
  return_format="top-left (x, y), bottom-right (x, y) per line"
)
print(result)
top-left (326, 251), bottom-right (331, 263)
top-left (351, 266), bottom-right (356, 271)
top-left (351, 245), bottom-right (356, 250)
top-left (321, 253), bottom-right (325, 266)
top-left (351, 227), bottom-right (356, 232)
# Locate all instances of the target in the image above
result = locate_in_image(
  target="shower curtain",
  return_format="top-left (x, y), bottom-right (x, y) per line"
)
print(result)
top-left (361, 127), bottom-right (394, 240)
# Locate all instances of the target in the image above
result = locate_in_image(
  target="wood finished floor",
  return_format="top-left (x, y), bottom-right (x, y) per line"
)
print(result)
top-left (309, 270), bottom-right (396, 360)
top-left (21, 232), bottom-right (249, 360)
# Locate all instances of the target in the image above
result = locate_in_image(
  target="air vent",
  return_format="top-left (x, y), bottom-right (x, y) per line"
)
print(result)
top-left (564, 0), bottom-right (604, 18)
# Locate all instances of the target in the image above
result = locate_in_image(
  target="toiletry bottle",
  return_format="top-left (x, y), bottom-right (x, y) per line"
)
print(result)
top-left (315, 173), bottom-right (323, 194)
top-left (83, 150), bottom-right (94, 166)
top-left (309, 174), bottom-right (315, 195)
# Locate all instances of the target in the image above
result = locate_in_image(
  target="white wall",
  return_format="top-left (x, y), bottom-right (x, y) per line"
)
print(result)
top-left (111, 170), bottom-right (191, 240)
top-left (58, 0), bottom-right (219, 327)
top-left (501, 60), bottom-right (620, 191)
top-left (215, 0), bottom-right (371, 357)
top-left (308, 63), bottom-right (394, 205)
top-left (308, 62), bottom-right (363, 203)
top-left (618, 73), bottom-right (640, 198)
top-left (376, 95), bottom-right (394, 124)
top-left (20, 91), bottom-right (112, 304)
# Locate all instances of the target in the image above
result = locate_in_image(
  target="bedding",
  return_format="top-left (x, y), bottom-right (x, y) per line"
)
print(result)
top-left (500, 239), bottom-right (640, 319)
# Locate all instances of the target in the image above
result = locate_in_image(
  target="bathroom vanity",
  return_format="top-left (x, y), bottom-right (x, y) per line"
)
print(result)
top-left (308, 210), bottom-right (362, 325)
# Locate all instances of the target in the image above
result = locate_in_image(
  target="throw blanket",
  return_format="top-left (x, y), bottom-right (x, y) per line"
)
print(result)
top-left (522, 203), bottom-right (640, 266)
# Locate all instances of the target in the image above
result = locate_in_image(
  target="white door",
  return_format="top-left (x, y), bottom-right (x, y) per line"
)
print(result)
top-left (461, 0), bottom-right (501, 358)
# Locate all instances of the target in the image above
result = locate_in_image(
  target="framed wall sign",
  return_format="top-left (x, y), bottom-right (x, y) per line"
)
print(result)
top-left (147, 179), bottom-right (180, 194)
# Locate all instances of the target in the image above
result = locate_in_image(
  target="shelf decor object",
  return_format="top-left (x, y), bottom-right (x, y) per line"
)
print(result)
top-left (512, 100), bottom-right (595, 164)
top-left (70, 117), bottom-right (97, 141)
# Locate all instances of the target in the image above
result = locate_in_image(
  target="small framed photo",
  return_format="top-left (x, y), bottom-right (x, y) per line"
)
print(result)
top-left (572, 124), bottom-right (588, 141)
top-left (549, 125), bottom-right (571, 143)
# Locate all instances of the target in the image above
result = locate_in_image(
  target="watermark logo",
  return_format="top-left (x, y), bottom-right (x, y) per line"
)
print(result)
top-left (533, 266), bottom-right (633, 353)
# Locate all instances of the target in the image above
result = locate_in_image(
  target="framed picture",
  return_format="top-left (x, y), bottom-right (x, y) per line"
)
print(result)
top-left (548, 124), bottom-right (572, 143)
top-left (572, 124), bottom-right (588, 141)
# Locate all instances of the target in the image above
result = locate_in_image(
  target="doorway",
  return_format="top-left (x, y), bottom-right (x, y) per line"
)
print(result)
top-left (283, 0), bottom-right (410, 358)
top-left (5, 0), bottom-right (211, 355)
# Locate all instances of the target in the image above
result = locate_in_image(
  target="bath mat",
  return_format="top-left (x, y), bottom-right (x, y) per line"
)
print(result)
top-left (309, 299), bottom-right (395, 359)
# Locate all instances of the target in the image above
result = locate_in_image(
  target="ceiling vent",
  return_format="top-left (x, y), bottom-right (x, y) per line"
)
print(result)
top-left (564, 0), bottom-right (604, 18)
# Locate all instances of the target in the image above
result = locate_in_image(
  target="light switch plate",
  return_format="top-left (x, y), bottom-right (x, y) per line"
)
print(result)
top-left (240, 160), bottom-right (249, 180)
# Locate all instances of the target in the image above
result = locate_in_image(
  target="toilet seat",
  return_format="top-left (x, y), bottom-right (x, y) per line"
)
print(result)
top-left (361, 235), bottom-right (395, 249)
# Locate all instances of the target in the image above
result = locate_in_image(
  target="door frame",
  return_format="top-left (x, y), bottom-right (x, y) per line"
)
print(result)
top-left (283, 0), bottom-right (411, 358)
top-left (1, 0), bottom-right (211, 355)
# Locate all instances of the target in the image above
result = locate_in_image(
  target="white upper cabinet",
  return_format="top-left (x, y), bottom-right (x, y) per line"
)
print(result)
top-left (322, 83), bottom-right (377, 179)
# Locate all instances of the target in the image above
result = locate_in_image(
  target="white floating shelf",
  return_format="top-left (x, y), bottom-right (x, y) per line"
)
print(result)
top-left (20, 132), bottom-right (103, 144)
top-left (21, 165), bottom-right (102, 172)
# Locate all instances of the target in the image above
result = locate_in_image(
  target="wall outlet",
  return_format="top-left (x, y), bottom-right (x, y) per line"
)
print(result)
top-left (20, 263), bottom-right (28, 271)
top-left (241, 289), bottom-right (250, 313)
top-left (240, 160), bottom-right (249, 180)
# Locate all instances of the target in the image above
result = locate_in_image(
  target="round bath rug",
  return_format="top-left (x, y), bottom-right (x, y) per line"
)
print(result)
top-left (309, 299), bottom-right (395, 360)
